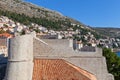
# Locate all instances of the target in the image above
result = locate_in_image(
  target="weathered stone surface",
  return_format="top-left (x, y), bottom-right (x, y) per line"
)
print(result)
top-left (8, 34), bottom-right (33, 61)
top-left (64, 57), bottom-right (113, 80)
top-left (33, 38), bottom-right (53, 56)
top-left (4, 34), bottom-right (33, 80)
top-left (34, 39), bottom-right (114, 80)
top-left (34, 39), bottom-right (102, 57)
top-left (4, 34), bottom-right (114, 80)
top-left (5, 62), bottom-right (33, 80)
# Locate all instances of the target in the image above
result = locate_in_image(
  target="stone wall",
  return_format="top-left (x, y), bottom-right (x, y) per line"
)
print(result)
top-left (34, 39), bottom-right (103, 57)
top-left (64, 57), bottom-right (114, 80)
top-left (33, 37), bottom-right (53, 56)
top-left (4, 34), bottom-right (33, 80)
top-left (34, 39), bottom-right (114, 80)
top-left (4, 34), bottom-right (114, 80)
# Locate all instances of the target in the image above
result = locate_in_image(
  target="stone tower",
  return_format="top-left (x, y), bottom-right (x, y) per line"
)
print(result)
top-left (4, 34), bottom-right (33, 80)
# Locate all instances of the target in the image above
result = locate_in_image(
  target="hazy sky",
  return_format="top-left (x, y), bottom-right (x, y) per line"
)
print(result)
top-left (24, 0), bottom-right (120, 28)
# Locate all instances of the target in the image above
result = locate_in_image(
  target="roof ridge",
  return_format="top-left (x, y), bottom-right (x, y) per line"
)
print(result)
top-left (63, 60), bottom-right (97, 80)
top-left (32, 59), bottom-right (97, 80)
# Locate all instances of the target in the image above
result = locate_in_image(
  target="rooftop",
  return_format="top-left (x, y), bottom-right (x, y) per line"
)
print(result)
top-left (0, 33), bottom-right (13, 38)
top-left (32, 59), bottom-right (97, 80)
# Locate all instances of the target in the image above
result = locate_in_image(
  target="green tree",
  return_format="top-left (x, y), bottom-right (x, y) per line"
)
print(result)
top-left (103, 48), bottom-right (120, 80)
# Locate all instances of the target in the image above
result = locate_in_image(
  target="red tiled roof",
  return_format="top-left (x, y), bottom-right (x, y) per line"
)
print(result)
top-left (32, 59), bottom-right (97, 80)
top-left (0, 33), bottom-right (13, 38)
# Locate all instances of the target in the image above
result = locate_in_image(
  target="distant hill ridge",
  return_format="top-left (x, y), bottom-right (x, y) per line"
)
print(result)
top-left (93, 27), bottom-right (120, 38)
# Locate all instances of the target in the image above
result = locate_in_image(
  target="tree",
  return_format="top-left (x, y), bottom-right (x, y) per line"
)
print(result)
top-left (103, 48), bottom-right (120, 80)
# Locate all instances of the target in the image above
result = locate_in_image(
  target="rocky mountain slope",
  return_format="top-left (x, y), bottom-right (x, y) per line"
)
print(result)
top-left (0, 0), bottom-right (84, 26)
top-left (0, 0), bottom-right (63, 19)
top-left (0, 0), bottom-right (103, 38)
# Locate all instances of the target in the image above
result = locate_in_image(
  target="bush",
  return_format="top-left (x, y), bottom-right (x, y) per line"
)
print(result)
top-left (103, 48), bottom-right (120, 80)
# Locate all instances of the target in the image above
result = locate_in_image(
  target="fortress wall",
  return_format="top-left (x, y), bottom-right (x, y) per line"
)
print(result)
top-left (41, 39), bottom-right (72, 49)
top-left (33, 38), bottom-right (53, 56)
top-left (34, 39), bottom-right (103, 57)
top-left (4, 34), bottom-right (114, 80)
top-left (4, 34), bottom-right (33, 80)
top-left (33, 39), bottom-right (114, 80)
top-left (102, 57), bottom-right (114, 80)
top-left (64, 57), bottom-right (114, 80)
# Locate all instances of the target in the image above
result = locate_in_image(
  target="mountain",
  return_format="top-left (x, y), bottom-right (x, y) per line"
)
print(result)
top-left (0, 0), bottom-right (89, 30)
top-left (0, 0), bottom-right (104, 39)
top-left (0, 0), bottom-right (65, 20)
top-left (93, 27), bottom-right (120, 38)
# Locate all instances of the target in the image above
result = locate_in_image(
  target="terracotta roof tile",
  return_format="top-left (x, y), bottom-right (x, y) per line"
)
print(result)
top-left (32, 59), bottom-right (97, 80)
top-left (0, 33), bottom-right (13, 38)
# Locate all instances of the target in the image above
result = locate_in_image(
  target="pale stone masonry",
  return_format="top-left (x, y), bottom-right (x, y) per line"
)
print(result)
top-left (4, 35), bottom-right (33, 80)
top-left (4, 33), bottom-right (114, 80)
top-left (34, 39), bottom-right (114, 80)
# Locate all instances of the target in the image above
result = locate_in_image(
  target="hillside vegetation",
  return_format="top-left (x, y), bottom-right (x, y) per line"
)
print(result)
top-left (0, 0), bottom-right (104, 39)
top-left (103, 48), bottom-right (120, 80)
top-left (0, 0), bottom-right (119, 38)
top-left (0, 0), bottom-right (86, 30)
top-left (0, 9), bottom-right (70, 30)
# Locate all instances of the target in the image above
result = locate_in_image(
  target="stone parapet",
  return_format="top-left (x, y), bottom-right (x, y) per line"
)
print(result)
top-left (4, 34), bottom-right (114, 80)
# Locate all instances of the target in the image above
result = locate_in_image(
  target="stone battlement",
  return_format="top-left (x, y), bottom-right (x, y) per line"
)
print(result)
top-left (34, 39), bottom-right (103, 58)
top-left (4, 33), bottom-right (114, 80)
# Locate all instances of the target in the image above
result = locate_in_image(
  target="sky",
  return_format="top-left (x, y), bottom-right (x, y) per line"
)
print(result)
top-left (24, 0), bottom-right (120, 28)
